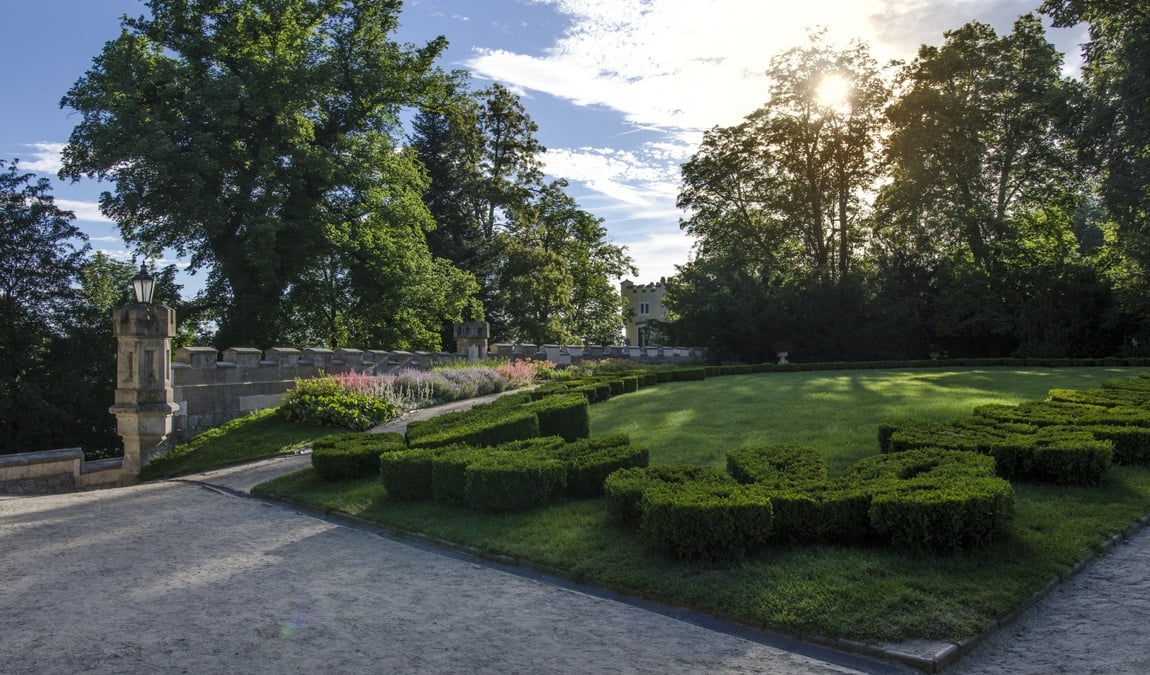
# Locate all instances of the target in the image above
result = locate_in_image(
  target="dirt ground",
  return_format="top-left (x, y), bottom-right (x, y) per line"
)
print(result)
top-left (3, 454), bottom-right (1149, 674)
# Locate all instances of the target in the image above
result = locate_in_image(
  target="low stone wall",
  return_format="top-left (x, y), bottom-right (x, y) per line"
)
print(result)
top-left (171, 343), bottom-right (706, 441)
top-left (0, 448), bottom-right (123, 495)
top-left (492, 343), bottom-right (706, 367)
top-left (171, 346), bottom-right (465, 440)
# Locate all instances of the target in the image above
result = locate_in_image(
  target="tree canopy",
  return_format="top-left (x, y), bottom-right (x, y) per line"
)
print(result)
top-left (665, 17), bottom-right (1139, 362)
top-left (60, 0), bottom-right (468, 348)
top-left (411, 80), bottom-right (634, 345)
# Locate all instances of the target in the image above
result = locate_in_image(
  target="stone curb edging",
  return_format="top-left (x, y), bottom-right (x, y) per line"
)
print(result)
top-left (865, 510), bottom-right (1150, 673)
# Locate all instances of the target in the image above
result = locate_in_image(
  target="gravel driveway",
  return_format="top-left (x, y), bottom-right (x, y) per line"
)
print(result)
top-left (0, 457), bottom-right (893, 674)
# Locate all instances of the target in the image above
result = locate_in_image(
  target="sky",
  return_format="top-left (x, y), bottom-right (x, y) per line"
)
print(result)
top-left (0, 0), bottom-right (1089, 296)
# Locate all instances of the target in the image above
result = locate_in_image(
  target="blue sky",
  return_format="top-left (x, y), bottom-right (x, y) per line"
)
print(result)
top-left (0, 0), bottom-right (1088, 296)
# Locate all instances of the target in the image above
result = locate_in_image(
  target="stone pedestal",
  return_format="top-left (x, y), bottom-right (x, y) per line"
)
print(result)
top-left (454, 321), bottom-right (491, 360)
top-left (109, 304), bottom-right (178, 484)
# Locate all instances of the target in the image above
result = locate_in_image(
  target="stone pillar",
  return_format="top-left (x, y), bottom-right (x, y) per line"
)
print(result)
top-left (109, 303), bottom-right (178, 484)
top-left (454, 321), bottom-right (491, 360)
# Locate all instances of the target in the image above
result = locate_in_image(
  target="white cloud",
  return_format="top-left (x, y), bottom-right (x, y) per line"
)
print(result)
top-left (616, 229), bottom-right (696, 283)
top-left (19, 142), bottom-right (66, 173)
top-left (468, 0), bottom-right (900, 135)
top-left (93, 247), bottom-right (188, 271)
top-left (56, 199), bottom-right (113, 222)
top-left (545, 145), bottom-right (678, 207)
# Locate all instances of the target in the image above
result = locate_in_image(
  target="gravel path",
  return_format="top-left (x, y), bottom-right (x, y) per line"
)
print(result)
top-left (0, 459), bottom-right (896, 674)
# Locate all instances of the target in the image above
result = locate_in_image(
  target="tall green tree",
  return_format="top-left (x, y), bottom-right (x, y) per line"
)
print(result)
top-left (875, 15), bottom-right (1100, 355)
top-left (670, 35), bottom-right (889, 361)
top-left (60, 0), bottom-right (458, 348)
top-left (279, 146), bottom-right (480, 349)
top-left (878, 15), bottom-right (1081, 270)
top-left (1042, 0), bottom-right (1150, 324)
top-left (0, 159), bottom-right (87, 453)
top-left (411, 81), bottom-right (632, 345)
top-left (678, 32), bottom-right (888, 283)
top-left (410, 82), bottom-right (545, 340)
top-left (499, 180), bottom-right (635, 345)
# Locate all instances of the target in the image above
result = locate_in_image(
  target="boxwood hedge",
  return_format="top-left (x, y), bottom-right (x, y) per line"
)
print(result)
top-left (311, 432), bottom-right (406, 481)
top-left (639, 482), bottom-right (774, 560)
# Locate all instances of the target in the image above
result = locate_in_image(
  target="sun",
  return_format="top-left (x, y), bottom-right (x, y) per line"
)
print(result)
top-left (815, 74), bottom-right (851, 109)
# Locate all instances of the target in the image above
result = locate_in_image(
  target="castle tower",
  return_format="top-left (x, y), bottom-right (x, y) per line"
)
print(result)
top-left (620, 278), bottom-right (668, 346)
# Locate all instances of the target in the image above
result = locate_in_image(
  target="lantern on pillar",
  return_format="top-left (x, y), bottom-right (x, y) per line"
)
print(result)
top-left (131, 263), bottom-right (156, 304)
top-left (110, 267), bottom-right (177, 484)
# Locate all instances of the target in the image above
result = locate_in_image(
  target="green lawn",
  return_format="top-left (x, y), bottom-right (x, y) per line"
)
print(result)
top-left (253, 367), bottom-right (1150, 644)
top-left (591, 367), bottom-right (1142, 474)
top-left (140, 409), bottom-right (334, 481)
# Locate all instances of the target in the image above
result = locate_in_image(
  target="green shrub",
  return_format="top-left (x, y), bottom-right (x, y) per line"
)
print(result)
top-left (974, 403), bottom-right (1071, 427)
top-left (755, 487), bottom-right (821, 542)
top-left (429, 445), bottom-right (492, 504)
top-left (464, 454), bottom-right (567, 512)
top-left (311, 431), bottom-right (405, 451)
top-left (1025, 433), bottom-right (1113, 485)
top-left (603, 464), bottom-right (736, 528)
top-left (528, 383), bottom-right (570, 400)
top-left (843, 447), bottom-right (998, 485)
top-left (379, 447), bottom-right (444, 500)
top-left (726, 445), bottom-right (829, 487)
top-left (877, 417), bottom-right (925, 453)
top-left (524, 393), bottom-right (591, 442)
top-left (279, 377), bottom-right (396, 431)
top-left (888, 418), bottom-right (1112, 485)
top-left (1048, 387), bottom-right (1138, 408)
top-left (672, 368), bottom-right (707, 381)
top-left (809, 485), bottom-right (875, 544)
top-left (428, 437), bottom-right (567, 505)
top-left (754, 484), bottom-right (874, 544)
top-left (844, 448), bottom-right (1014, 552)
top-left (639, 482), bottom-right (773, 561)
top-left (310, 432), bottom-right (406, 481)
top-left (606, 379), bottom-right (626, 396)
top-left (568, 384), bottom-right (601, 404)
top-left (638, 373), bottom-right (659, 388)
top-left (550, 433), bottom-right (649, 498)
top-left (1079, 424), bottom-right (1150, 464)
top-left (406, 408), bottom-right (540, 449)
top-left (869, 480), bottom-right (1015, 553)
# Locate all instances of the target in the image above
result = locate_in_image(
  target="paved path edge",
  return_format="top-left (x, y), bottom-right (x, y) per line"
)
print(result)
top-left (861, 508), bottom-right (1150, 673)
top-left (236, 463), bottom-right (1150, 674)
top-left (234, 477), bottom-right (907, 674)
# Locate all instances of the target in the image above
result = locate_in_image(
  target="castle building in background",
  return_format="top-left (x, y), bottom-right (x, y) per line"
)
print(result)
top-left (621, 278), bottom-right (668, 346)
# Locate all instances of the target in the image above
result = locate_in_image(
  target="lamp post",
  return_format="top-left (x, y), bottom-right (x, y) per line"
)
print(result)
top-left (131, 263), bottom-right (156, 304)
top-left (109, 263), bottom-right (178, 484)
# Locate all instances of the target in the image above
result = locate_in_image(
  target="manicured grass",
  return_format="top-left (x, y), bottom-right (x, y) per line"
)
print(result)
top-left (254, 367), bottom-right (1150, 644)
top-left (139, 409), bottom-right (335, 481)
top-left (592, 368), bottom-right (1148, 475)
